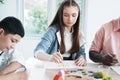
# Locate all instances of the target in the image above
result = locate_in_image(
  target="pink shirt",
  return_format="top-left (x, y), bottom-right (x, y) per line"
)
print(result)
top-left (90, 17), bottom-right (120, 59)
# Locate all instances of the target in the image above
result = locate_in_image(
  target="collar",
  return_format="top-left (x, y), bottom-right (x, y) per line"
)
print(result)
top-left (56, 27), bottom-right (74, 45)
top-left (0, 50), bottom-right (2, 53)
top-left (64, 27), bottom-right (74, 35)
top-left (0, 51), bottom-right (3, 56)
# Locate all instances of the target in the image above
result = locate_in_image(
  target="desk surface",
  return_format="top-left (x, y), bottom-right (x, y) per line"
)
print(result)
top-left (26, 58), bottom-right (120, 80)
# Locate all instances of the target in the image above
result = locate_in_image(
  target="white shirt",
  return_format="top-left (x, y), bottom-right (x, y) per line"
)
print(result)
top-left (0, 49), bottom-right (25, 70)
top-left (56, 27), bottom-right (86, 57)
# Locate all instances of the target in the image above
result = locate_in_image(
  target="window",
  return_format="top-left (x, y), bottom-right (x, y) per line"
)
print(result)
top-left (24, 0), bottom-right (85, 37)
top-left (24, 0), bottom-right (47, 37)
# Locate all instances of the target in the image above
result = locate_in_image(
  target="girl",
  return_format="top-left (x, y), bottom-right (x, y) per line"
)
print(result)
top-left (34, 0), bottom-right (86, 66)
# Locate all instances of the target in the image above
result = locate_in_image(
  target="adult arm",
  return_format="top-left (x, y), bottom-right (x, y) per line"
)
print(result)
top-left (89, 51), bottom-right (103, 62)
top-left (89, 50), bottom-right (118, 66)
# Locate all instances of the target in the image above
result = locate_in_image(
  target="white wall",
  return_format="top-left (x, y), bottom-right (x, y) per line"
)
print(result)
top-left (86, 0), bottom-right (120, 62)
top-left (0, 0), bottom-right (17, 19)
top-left (16, 37), bottom-right (40, 59)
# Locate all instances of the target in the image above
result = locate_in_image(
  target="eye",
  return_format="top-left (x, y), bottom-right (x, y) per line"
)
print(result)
top-left (11, 39), bottom-right (17, 43)
top-left (63, 13), bottom-right (69, 17)
top-left (72, 14), bottom-right (77, 17)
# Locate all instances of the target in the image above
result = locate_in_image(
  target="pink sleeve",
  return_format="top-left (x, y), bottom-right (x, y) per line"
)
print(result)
top-left (89, 26), bottom-right (105, 53)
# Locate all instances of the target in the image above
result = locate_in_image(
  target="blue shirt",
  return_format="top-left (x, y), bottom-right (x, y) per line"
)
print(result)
top-left (34, 24), bottom-right (86, 60)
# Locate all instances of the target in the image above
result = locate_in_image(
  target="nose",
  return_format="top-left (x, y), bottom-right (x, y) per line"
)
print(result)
top-left (68, 16), bottom-right (72, 21)
top-left (11, 44), bottom-right (16, 49)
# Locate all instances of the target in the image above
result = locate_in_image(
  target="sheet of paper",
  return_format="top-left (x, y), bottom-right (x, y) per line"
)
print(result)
top-left (110, 66), bottom-right (120, 75)
top-left (43, 61), bottom-right (82, 69)
top-left (25, 58), bottom-right (82, 69)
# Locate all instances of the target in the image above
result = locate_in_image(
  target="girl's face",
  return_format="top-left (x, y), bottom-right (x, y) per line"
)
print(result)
top-left (63, 6), bottom-right (79, 30)
top-left (0, 29), bottom-right (21, 51)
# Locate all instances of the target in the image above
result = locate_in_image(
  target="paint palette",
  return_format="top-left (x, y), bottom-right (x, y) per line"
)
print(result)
top-left (54, 67), bottom-right (113, 80)
top-left (64, 68), bottom-right (94, 80)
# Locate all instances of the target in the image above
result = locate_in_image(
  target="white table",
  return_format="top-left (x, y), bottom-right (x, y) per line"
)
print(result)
top-left (26, 58), bottom-right (120, 80)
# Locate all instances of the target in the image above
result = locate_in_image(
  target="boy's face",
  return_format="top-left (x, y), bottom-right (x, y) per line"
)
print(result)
top-left (0, 28), bottom-right (21, 51)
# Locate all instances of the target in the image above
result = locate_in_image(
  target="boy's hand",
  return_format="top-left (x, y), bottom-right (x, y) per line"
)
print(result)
top-left (15, 70), bottom-right (29, 80)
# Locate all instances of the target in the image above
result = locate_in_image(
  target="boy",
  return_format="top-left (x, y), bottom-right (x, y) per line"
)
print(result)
top-left (0, 16), bottom-right (28, 80)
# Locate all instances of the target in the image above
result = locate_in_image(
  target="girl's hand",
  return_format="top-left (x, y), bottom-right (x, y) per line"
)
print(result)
top-left (75, 56), bottom-right (86, 66)
top-left (49, 52), bottom-right (63, 63)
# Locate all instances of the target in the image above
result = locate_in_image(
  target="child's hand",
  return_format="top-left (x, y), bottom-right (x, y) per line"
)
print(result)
top-left (12, 70), bottom-right (29, 80)
top-left (50, 52), bottom-right (63, 63)
top-left (75, 56), bottom-right (86, 66)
